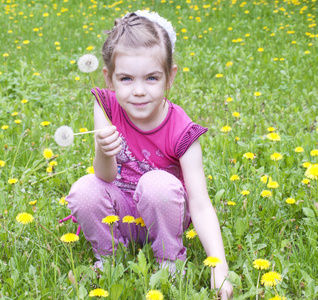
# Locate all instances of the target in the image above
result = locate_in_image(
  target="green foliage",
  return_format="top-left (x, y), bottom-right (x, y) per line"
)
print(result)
top-left (1, 0), bottom-right (318, 299)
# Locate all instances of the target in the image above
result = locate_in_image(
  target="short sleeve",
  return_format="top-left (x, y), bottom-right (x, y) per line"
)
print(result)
top-left (175, 123), bottom-right (208, 158)
top-left (91, 87), bottom-right (113, 122)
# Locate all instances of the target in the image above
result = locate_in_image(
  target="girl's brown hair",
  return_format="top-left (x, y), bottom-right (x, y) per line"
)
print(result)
top-left (102, 13), bottom-right (174, 87)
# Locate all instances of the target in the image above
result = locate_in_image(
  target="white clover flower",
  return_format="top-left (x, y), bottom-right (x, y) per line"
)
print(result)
top-left (77, 54), bottom-right (99, 73)
top-left (54, 126), bottom-right (74, 147)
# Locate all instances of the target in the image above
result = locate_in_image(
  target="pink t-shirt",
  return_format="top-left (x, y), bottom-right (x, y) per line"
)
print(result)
top-left (92, 88), bottom-right (208, 191)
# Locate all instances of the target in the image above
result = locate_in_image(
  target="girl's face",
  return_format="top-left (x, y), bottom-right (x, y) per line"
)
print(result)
top-left (103, 46), bottom-right (177, 131)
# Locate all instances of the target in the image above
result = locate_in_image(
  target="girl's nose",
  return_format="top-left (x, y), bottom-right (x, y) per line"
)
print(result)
top-left (132, 83), bottom-right (146, 96)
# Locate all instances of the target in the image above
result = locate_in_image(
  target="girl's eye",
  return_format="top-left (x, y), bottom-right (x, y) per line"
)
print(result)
top-left (120, 77), bottom-right (131, 82)
top-left (147, 76), bottom-right (157, 81)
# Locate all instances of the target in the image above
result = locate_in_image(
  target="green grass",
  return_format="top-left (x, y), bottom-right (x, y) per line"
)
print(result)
top-left (1, 0), bottom-right (318, 299)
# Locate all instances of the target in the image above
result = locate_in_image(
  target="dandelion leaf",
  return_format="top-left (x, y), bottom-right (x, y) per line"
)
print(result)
top-left (110, 284), bottom-right (125, 300)
top-left (214, 189), bottom-right (225, 205)
top-left (149, 268), bottom-right (169, 289)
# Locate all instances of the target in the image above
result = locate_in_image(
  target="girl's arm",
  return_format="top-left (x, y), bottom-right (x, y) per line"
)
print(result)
top-left (179, 139), bottom-right (233, 299)
top-left (93, 100), bottom-right (122, 183)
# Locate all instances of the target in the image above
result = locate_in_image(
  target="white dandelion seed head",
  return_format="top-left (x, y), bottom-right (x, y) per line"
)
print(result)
top-left (77, 54), bottom-right (99, 73)
top-left (54, 126), bottom-right (74, 147)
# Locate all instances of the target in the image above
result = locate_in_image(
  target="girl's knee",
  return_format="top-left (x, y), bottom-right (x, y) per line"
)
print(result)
top-left (66, 174), bottom-right (113, 213)
top-left (135, 170), bottom-right (185, 205)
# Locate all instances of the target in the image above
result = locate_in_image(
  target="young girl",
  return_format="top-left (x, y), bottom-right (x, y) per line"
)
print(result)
top-left (66, 11), bottom-right (233, 299)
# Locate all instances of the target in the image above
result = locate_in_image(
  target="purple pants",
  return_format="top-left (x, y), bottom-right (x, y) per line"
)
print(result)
top-left (66, 170), bottom-right (191, 262)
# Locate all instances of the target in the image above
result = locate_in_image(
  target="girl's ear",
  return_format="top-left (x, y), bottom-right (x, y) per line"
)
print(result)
top-left (103, 67), bottom-right (114, 91)
top-left (166, 64), bottom-right (178, 90)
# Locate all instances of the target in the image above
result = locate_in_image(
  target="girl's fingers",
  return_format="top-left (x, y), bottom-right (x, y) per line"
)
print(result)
top-left (99, 138), bottom-right (122, 153)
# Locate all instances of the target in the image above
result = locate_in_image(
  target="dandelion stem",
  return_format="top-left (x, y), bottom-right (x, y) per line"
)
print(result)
top-left (69, 245), bottom-right (80, 299)
top-left (111, 224), bottom-right (115, 266)
top-left (256, 270), bottom-right (260, 300)
top-left (90, 74), bottom-right (112, 125)
top-left (73, 128), bottom-right (105, 136)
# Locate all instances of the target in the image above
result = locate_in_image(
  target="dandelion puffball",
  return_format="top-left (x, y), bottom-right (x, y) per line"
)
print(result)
top-left (54, 126), bottom-right (74, 147)
top-left (77, 54), bottom-right (99, 73)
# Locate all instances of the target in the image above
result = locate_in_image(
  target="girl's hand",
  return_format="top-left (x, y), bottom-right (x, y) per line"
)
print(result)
top-left (95, 126), bottom-right (122, 158)
top-left (211, 269), bottom-right (233, 300)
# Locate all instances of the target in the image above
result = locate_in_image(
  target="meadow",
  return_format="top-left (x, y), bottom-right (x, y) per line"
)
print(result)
top-left (1, 0), bottom-right (318, 299)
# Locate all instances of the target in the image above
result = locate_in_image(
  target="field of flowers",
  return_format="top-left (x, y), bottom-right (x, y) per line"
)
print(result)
top-left (1, 0), bottom-right (318, 299)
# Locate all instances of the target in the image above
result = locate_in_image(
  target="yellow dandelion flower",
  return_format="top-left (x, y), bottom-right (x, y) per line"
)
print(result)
top-left (261, 271), bottom-right (282, 287)
top-left (227, 201), bottom-right (237, 206)
top-left (86, 166), bottom-right (94, 174)
top-left (86, 46), bottom-right (94, 51)
top-left (267, 127), bottom-right (276, 132)
top-left (254, 92), bottom-right (262, 97)
top-left (208, 175), bottom-right (213, 180)
top-left (123, 215), bottom-right (135, 223)
top-left (79, 127), bottom-right (88, 132)
top-left (215, 73), bottom-right (223, 78)
top-left (261, 190), bottom-right (272, 198)
top-left (226, 61), bottom-right (233, 67)
top-left (294, 147), bottom-right (304, 153)
top-left (232, 111), bottom-right (240, 118)
top-left (46, 166), bottom-right (53, 173)
top-left (243, 152), bottom-right (255, 160)
top-left (89, 288), bottom-right (109, 297)
top-left (257, 48), bottom-right (264, 52)
top-left (75, 76), bottom-right (80, 81)
top-left (16, 213), bottom-right (34, 224)
top-left (102, 215), bottom-right (120, 225)
top-left (23, 40), bottom-right (30, 45)
top-left (14, 119), bottom-right (22, 124)
top-left (49, 161), bottom-right (58, 166)
top-left (183, 67), bottom-right (190, 72)
top-left (302, 162), bottom-right (311, 168)
top-left (186, 229), bottom-right (197, 239)
top-left (43, 13), bottom-right (49, 17)
top-left (310, 149), bottom-right (318, 156)
top-left (302, 178), bottom-right (310, 185)
top-left (226, 97), bottom-right (233, 102)
top-left (261, 175), bottom-right (268, 184)
top-left (253, 258), bottom-right (270, 270)
top-left (0, 160), bottom-right (5, 167)
top-left (230, 174), bottom-right (240, 181)
top-left (40, 121), bottom-right (50, 126)
top-left (29, 200), bottom-right (37, 205)
top-left (203, 256), bottom-right (222, 268)
top-left (269, 296), bottom-right (286, 300)
top-left (135, 217), bottom-right (145, 227)
top-left (235, 137), bottom-right (240, 141)
top-left (221, 125), bottom-right (232, 133)
top-left (2, 125), bottom-right (9, 130)
top-left (146, 290), bottom-right (164, 300)
top-left (8, 178), bottom-right (19, 184)
top-left (241, 190), bottom-right (250, 196)
top-left (285, 198), bottom-right (295, 204)
top-left (60, 233), bottom-right (79, 243)
top-left (270, 153), bottom-right (283, 161)
top-left (267, 181), bottom-right (279, 189)
top-left (59, 197), bottom-right (68, 205)
top-left (43, 148), bottom-right (53, 159)
top-left (267, 133), bottom-right (281, 141)
top-left (305, 164), bottom-right (318, 180)
top-left (21, 99), bottom-right (28, 104)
